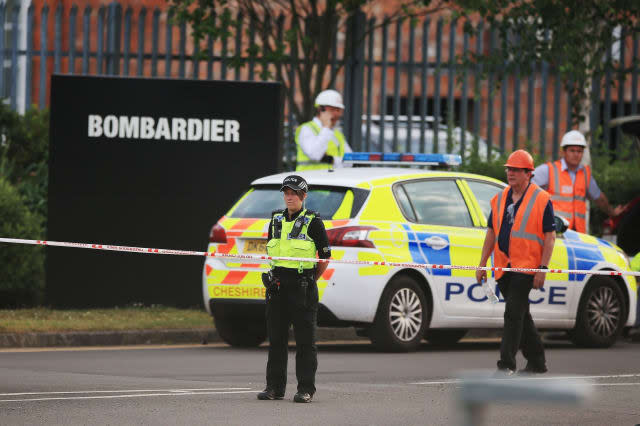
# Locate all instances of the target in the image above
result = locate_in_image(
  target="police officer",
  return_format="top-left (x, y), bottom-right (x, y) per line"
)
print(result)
top-left (532, 130), bottom-right (623, 233)
top-left (477, 150), bottom-right (556, 375)
top-left (295, 89), bottom-right (353, 170)
top-left (257, 174), bottom-right (331, 403)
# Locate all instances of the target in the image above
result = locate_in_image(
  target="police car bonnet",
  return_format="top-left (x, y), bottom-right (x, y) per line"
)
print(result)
top-left (280, 175), bottom-right (308, 192)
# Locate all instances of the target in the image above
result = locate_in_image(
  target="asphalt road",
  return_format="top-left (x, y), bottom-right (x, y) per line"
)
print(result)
top-left (1, 339), bottom-right (639, 425)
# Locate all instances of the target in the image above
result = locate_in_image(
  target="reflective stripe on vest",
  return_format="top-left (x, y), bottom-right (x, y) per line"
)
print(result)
top-left (266, 209), bottom-right (317, 271)
top-left (491, 184), bottom-right (549, 280)
top-left (547, 160), bottom-right (590, 233)
top-left (295, 121), bottom-right (346, 171)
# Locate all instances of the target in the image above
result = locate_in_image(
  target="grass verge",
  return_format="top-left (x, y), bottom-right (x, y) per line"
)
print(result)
top-left (0, 307), bottom-right (213, 333)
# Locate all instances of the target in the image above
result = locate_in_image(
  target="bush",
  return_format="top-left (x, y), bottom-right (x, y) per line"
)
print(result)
top-left (459, 151), bottom-right (508, 182)
top-left (589, 137), bottom-right (640, 236)
top-left (0, 104), bottom-right (49, 221)
top-left (0, 177), bottom-right (45, 307)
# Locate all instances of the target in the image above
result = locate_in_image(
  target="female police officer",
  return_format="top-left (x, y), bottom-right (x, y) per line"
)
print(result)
top-left (257, 174), bottom-right (331, 403)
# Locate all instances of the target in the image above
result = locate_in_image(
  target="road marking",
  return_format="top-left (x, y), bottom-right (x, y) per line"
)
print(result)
top-left (0, 387), bottom-right (251, 396)
top-left (591, 382), bottom-right (640, 386)
top-left (410, 373), bottom-right (640, 385)
top-left (0, 390), bottom-right (259, 403)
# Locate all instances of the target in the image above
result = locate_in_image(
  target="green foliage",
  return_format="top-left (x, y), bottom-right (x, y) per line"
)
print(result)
top-left (169, 0), bottom-right (449, 123)
top-left (0, 104), bottom-right (49, 221)
top-left (454, 0), bottom-right (640, 125)
top-left (589, 133), bottom-right (640, 235)
top-left (0, 103), bottom-right (49, 307)
top-left (0, 177), bottom-right (45, 307)
top-left (458, 150), bottom-right (507, 182)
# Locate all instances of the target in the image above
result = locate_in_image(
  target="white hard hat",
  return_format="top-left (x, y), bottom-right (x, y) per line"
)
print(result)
top-left (314, 89), bottom-right (344, 109)
top-left (560, 130), bottom-right (588, 148)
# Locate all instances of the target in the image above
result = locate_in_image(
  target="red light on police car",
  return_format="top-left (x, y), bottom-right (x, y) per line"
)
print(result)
top-left (209, 223), bottom-right (228, 243)
top-left (327, 226), bottom-right (377, 248)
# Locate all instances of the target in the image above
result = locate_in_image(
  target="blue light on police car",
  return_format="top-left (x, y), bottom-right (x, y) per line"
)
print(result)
top-left (382, 153), bottom-right (401, 161)
top-left (344, 152), bottom-right (462, 166)
top-left (344, 152), bottom-right (382, 161)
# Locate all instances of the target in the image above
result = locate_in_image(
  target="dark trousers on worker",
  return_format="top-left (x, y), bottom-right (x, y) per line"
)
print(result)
top-left (496, 272), bottom-right (546, 371)
top-left (265, 269), bottom-right (318, 395)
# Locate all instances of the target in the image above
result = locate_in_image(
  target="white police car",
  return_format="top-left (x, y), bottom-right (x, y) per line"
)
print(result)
top-left (203, 153), bottom-right (638, 351)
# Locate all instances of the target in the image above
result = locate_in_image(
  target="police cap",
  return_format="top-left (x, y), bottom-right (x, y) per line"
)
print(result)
top-left (280, 175), bottom-right (308, 193)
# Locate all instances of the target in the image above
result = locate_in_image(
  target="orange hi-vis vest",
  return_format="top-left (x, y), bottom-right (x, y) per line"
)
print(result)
top-left (490, 184), bottom-right (550, 280)
top-left (546, 160), bottom-right (591, 233)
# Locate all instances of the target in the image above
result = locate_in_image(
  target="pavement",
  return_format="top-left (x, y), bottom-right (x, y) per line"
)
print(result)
top-left (1, 327), bottom-right (638, 349)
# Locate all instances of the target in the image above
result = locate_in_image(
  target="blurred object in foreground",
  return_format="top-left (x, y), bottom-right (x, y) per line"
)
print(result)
top-left (456, 370), bottom-right (593, 426)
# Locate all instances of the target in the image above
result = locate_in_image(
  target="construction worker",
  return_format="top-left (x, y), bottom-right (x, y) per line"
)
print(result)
top-left (477, 149), bottom-right (556, 375)
top-left (295, 89), bottom-right (352, 170)
top-left (532, 130), bottom-right (623, 233)
top-left (257, 175), bottom-right (331, 403)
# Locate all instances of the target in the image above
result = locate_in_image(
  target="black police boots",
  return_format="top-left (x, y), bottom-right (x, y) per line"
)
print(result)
top-left (257, 388), bottom-right (284, 400)
top-left (293, 391), bottom-right (313, 403)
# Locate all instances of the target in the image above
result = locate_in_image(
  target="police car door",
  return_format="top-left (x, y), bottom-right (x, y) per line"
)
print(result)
top-left (394, 178), bottom-right (494, 319)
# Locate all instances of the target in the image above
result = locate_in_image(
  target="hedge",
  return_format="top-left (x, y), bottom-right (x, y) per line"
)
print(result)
top-left (0, 177), bottom-right (45, 307)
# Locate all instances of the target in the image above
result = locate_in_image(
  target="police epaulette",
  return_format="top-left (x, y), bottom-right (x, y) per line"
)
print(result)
top-left (304, 210), bottom-right (319, 218)
top-left (271, 209), bottom-right (284, 217)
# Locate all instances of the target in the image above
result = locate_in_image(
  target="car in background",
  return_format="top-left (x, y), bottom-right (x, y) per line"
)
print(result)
top-left (282, 115), bottom-right (495, 164)
top-left (202, 154), bottom-right (637, 351)
top-left (361, 115), bottom-right (495, 159)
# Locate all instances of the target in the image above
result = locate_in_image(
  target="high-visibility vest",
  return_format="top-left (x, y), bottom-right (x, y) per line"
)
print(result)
top-left (490, 184), bottom-right (550, 280)
top-left (546, 160), bottom-right (591, 233)
top-left (266, 209), bottom-right (317, 272)
top-left (295, 121), bottom-right (346, 171)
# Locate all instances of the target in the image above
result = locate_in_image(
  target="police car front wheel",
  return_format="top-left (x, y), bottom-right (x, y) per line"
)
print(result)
top-left (370, 275), bottom-right (429, 352)
top-left (570, 276), bottom-right (626, 348)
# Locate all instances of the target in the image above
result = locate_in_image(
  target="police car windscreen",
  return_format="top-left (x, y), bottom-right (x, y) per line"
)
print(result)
top-left (229, 185), bottom-right (352, 219)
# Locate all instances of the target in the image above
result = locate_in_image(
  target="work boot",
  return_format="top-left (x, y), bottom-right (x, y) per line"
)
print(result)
top-left (257, 388), bottom-right (284, 400)
top-left (517, 364), bottom-right (548, 376)
top-left (293, 391), bottom-right (313, 403)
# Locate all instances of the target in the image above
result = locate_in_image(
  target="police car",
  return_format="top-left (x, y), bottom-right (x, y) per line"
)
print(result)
top-left (203, 152), bottom-right (638, 351)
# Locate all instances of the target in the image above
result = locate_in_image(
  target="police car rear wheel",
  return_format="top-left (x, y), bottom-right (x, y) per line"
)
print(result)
top-left (571, 276), bottom-right (626, 348)
top-left (214, 316), bottom-right (267, 347)
top-left (370, 275), bottom-right (429, 352)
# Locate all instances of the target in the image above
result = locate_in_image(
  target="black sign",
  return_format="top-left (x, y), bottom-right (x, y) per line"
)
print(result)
top-left (47, 75), bottom-right (283, 307)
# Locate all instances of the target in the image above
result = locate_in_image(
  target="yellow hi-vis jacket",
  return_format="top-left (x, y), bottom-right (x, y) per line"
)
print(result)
top-left (266, 209), bottom-right (317, 272)
top-left (295, 121), bottom-right (346, 171)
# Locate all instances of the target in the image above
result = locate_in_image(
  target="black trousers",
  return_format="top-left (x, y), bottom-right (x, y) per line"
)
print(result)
top-left (497, 272), bottom-right (546, 371)
top-left (265, 269), bottom-right (318, 395)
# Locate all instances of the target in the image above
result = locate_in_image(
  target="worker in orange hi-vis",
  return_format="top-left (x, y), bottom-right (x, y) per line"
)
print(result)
top-left (477, 149), bottom-right (556, 376)
top-left (532, 130), bottom-right (623, 233)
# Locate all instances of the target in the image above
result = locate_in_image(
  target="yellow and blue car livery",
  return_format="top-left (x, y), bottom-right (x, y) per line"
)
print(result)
top-left (203, 153), bottom-right (637, 351)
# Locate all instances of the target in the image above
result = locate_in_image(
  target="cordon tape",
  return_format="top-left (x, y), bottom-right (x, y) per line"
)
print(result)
top-left (1, 237), bottom-right (639, 277)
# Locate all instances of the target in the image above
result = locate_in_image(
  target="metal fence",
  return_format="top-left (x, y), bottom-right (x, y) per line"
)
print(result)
top-left (1, 2), bottom-right (638, 168)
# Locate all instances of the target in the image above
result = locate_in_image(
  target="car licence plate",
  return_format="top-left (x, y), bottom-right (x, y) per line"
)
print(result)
top-left (244, 239), bottom-right (267, 254)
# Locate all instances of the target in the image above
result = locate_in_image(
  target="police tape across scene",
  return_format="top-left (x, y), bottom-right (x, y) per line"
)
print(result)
top-left (1, 237), bottom-right (639, 278)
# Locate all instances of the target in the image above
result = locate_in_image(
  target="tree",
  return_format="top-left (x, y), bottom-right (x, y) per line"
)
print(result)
top-left (169, 0), bottom-right (448, 124)
top-left (452, 0), bottom-right (640, 140)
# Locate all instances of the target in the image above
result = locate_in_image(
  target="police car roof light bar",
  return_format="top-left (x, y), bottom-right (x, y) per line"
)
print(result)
top-left (343, 152), bottom-right (462, 167)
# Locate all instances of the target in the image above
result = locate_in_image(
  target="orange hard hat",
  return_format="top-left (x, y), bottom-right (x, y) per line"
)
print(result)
top-left (504, 149), bottom-right (534, 170)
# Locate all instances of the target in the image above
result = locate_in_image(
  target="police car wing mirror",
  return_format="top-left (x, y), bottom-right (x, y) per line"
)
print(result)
top-left (554, 215), bottom-right (569, 234)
